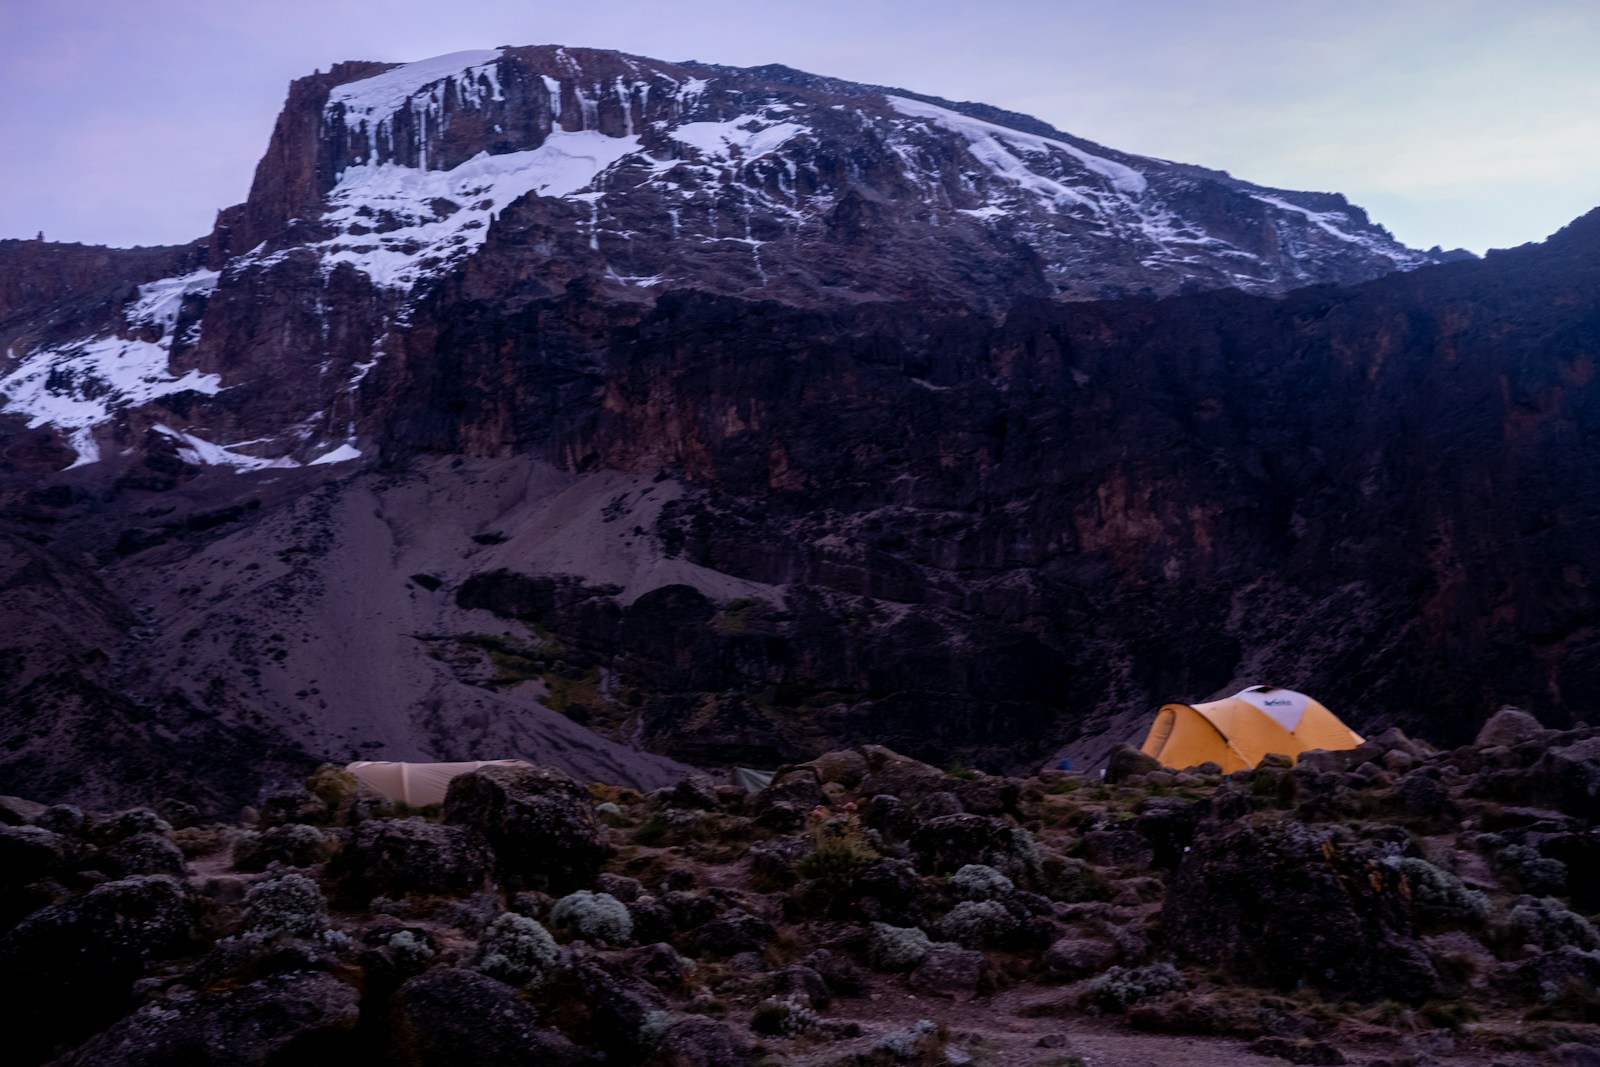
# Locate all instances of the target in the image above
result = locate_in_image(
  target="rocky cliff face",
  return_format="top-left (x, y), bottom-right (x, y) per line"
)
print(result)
top-left (0, 43), bottom-right (1588, 815)
top-left (1, 45), bottom-right (1458, 476)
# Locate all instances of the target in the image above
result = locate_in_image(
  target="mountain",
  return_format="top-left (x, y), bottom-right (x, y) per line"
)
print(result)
top-left (3, 45), bottom-right (1591, 817)
top-left (0, 45), bottom-right (1459, 477)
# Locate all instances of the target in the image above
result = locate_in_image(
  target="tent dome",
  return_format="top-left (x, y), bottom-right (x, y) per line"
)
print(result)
top-left (1138, 686), bottom-right (1362, 773)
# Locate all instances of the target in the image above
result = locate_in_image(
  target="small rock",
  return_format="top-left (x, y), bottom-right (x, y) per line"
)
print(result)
top-left (908, 942), bottom-right (985, 1002)
top-left (1475, 706), bottom-right (1547, 748)
top-left (1105, 745), bottom-right (1162, 784)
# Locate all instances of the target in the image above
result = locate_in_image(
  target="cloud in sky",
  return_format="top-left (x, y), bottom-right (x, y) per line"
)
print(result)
top-left (2, 0), bottom-right (1596, 253)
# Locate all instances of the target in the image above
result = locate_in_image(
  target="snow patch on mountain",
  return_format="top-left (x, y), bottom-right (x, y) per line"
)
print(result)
top-left (673, 116), bottom-right (808, 162)
top-left (328, 49), bottom-right (505, 158)
top-left (309, 132), bottom-right (643, 290)
top-left (889, 95), bottom-right (1149, 199)
top-left (0, 268), bottom-right (224, 465)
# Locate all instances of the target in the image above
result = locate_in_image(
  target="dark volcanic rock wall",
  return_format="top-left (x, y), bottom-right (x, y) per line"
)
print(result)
top-left (410, 211), bottom-right (1600, 765)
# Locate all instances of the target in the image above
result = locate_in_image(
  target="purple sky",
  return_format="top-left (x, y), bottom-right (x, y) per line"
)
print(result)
top-left (3, 0), bottom-right (1596, 254)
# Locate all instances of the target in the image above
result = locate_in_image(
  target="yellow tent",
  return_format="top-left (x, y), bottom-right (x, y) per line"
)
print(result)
top-left (1138, 686), bottom-right (1363, 773)
top-left (346, 760), bottom-right (529, 806)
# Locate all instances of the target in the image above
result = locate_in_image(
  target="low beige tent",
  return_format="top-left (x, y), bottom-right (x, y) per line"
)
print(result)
top-left (1138, 686), bottom-right (1363, 773)
top-left (346, 760), bottom-right (529, 807)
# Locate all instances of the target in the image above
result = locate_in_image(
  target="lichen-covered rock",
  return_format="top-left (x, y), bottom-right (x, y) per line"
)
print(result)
top-left (949, 863), bottom-right (1014, 901)
top-left (0, 875), bottom-right (194, 1062)
top-left (643, 1016), bottom-right (754, 1067)
top-left (1041, 936), bottom-right (1118, 978)
top-left (232, 822), bottom-right (338, 872)
top-left (1475, 707), bottom-right (1548, 749)
top-left (938, 899), bottom-right (1025, 949)
top-left (690, 908), bottom-right (774, 957)
top-left (0, 823), bottom-right (70, 923)
top-left (858, 747), bottom-right (948, 803)
top-left (1105, 745), bottom-right (1162, 784)
top-left (244, 872), bottom-right (328, 937)
top-left (256, 786), bottom-right (326, 829)
top-left (570, 953), bottom-right (667, 1058)
top-left (444, 764), bottom-right (609, 894)
top-left (750, 767), bottom-right (826, 822)
top-left (1531, 738), bottom-right (1600, 822)
top-left (391, 966), bottom-right (585, 1067)
top-left (663, 775), bottom-right (722, 811)
top-left (327, 817), bottom-right (489, 899)
top-left (58, 972), bottom-right (360, 1067)
top-left (1087, 962), bottom-right (1187, 1011)
top-left (1163, 819), bottom-right (1437, 1001)
top-left (104, 832), bottom-right (186, 878)
top-left (908, 941), bottom-right (985, 1002)
top-left (910, 814), bottom-right (1040, 881)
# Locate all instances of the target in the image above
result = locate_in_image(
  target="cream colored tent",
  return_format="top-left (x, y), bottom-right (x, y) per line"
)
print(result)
top-left (1138, 686), bottom-right (1363, 774)
top-left (346, 760), bottom-right (529, 807)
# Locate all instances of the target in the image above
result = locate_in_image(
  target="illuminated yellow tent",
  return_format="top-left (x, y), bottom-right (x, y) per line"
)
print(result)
top-left (346, 760), bottom-right (529, 806)
top-left (1138, 686), bottom-right (1363, 773)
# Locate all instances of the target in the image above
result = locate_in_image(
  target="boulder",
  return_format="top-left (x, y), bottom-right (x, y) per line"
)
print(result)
top-left (0, 795), bottom-right (46, 825)
top-left (1475, 706), bottom-right (1548, 749)
top-left (690, 909), bottom-right (774, 957)
top-left (1532, 738), bottom-right (1600, 822)
top-left (803, 749), bottom-right (869, 788)
top-left (1104, 745), bottom-right (1162, 784)
top-left (1041, 937), bottom-right (1118, 978)
top-left (444, 764), bottom-right (609, 893)
top-left (751, 767), bottom-right (826, 825)
top-left (328, 817), bottom-right (490, 900)
top-left (663, 775), bottom-right (721, 811)
top-left (910, 814), bottom-right (1039, 879)
top-left (59, 972), bottom-right (359, 1067)
top-left (908, 942), bottom-right (985, 1001)
top-left (644, 1017), bottom-right (754, 1067)
top-left (390, 966), bottom-right (586, 1067)
top-left (1163, 819), bottom-right (1437, 1001)
top-left (0, 875), bottom-right (194, 1062)
top-left (858, 746), bottom-right (948, 802)
top-left (104, 832), bottom-right (186, 878)
top-left (570, 954), bottom-right (667, 1058)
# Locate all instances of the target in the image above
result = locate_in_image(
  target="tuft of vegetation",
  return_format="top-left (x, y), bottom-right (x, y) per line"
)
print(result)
top-left (949, 863), bottom-right (1014, 901)
top-left (1508, 897), bottom-right (1600, 952)
top-left (549, 890), bottom-right (634, 944)
top-left (869, 922), bottom-right (932, 971)
top-left (1087, 963), bottom-right (1187, 1012)
top-left (1401, 857), bottom-right (1490, 927)
top-left (476, 912), bottom-right (560, 988)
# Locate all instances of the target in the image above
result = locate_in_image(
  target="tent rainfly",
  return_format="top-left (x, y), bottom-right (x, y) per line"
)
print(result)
top-left (1138, 686), bottom-right (1362, 774)
top-left (346, 760), bottom-right (529, 807)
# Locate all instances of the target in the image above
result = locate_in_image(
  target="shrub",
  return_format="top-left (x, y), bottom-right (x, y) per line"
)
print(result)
top-left (1087, 963), bottom-right (1187, 1012)
top-left (549, 889), bottom-right (634, 944)
top-left (869, 1019), bottom-right (947, 1063)
top-left (795, 808), bottom-right (879, 903)
top-left (750, 995), bottom-right (819, 1037)
top-left (388, 930), bottom-right (437, 967)
top-left (477, 912), bottom-right (560, 987)
top-left (1401, 857), bottom-right (1490, 927)
top-left (949, 863), bottom-right (1013, 901)
top-left (1498, 844), bottom-right (1569, 896)
top-left (1509, 897), bottom-right (1600, 952)
top-left (243, 873), bottom-right (327, 937)
top-left (869, 922), bottom-right (932, 971)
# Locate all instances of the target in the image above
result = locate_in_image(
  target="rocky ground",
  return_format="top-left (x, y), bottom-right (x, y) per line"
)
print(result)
top-left (5, 708), bottom-right (1600, 1066)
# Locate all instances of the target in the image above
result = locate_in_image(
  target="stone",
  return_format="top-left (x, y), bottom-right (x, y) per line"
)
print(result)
top-left (105, 832), bottom-right (187, 878)
top-left (1163, 819), bottom-right (1437, 1001)
top-left (664, 775), bottom-right (722, 811)
top-left (908, 942), bottom-right (985, 1002)
top-left (391, 966), bottom-right (586, 1067)
top-left (644, 1017), bottom-right (754, 1067)
top-left (1246, 1037), bottom-right (1348, 1065)
top-left (1105, 745), bottom-right (1162, 784)
top-left (0, 794), bottom-right (46, 825)
top-left (1476, 707), bottom-right (1548, 748)
top-left (910, 814), bottom-right (1039, 880)
top-left (444, 764), bottom-right (609, 893)
top-left (1041, 936), bottom-right (1118, 978)
top-left (328, 817), bottom-right (490, 900)
top-left (0, 875), bottom-right (194, 1062)
top-left (690, 909), bottom-right (774, 957)
top-left (1532, 738), bottom-right (1600, 821)
top-left (803, 749), bottom-right (869, 788)
top-left (60, 971), bottom-right (360, 1067)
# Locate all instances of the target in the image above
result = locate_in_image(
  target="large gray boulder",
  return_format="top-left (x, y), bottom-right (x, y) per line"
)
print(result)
top-left (1475, 706), bottom-right (1548, 749)
top-left (57, 972), bottom-right (359, 1067)
top-left (443, 764), bottom-right (609, 894)
top-left (1163, 819), bottom-right (1437, 1001)
top-left (328, 817), bottom-right (490, 900)
top-left (390, 966), bottom-right (585, 1067)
